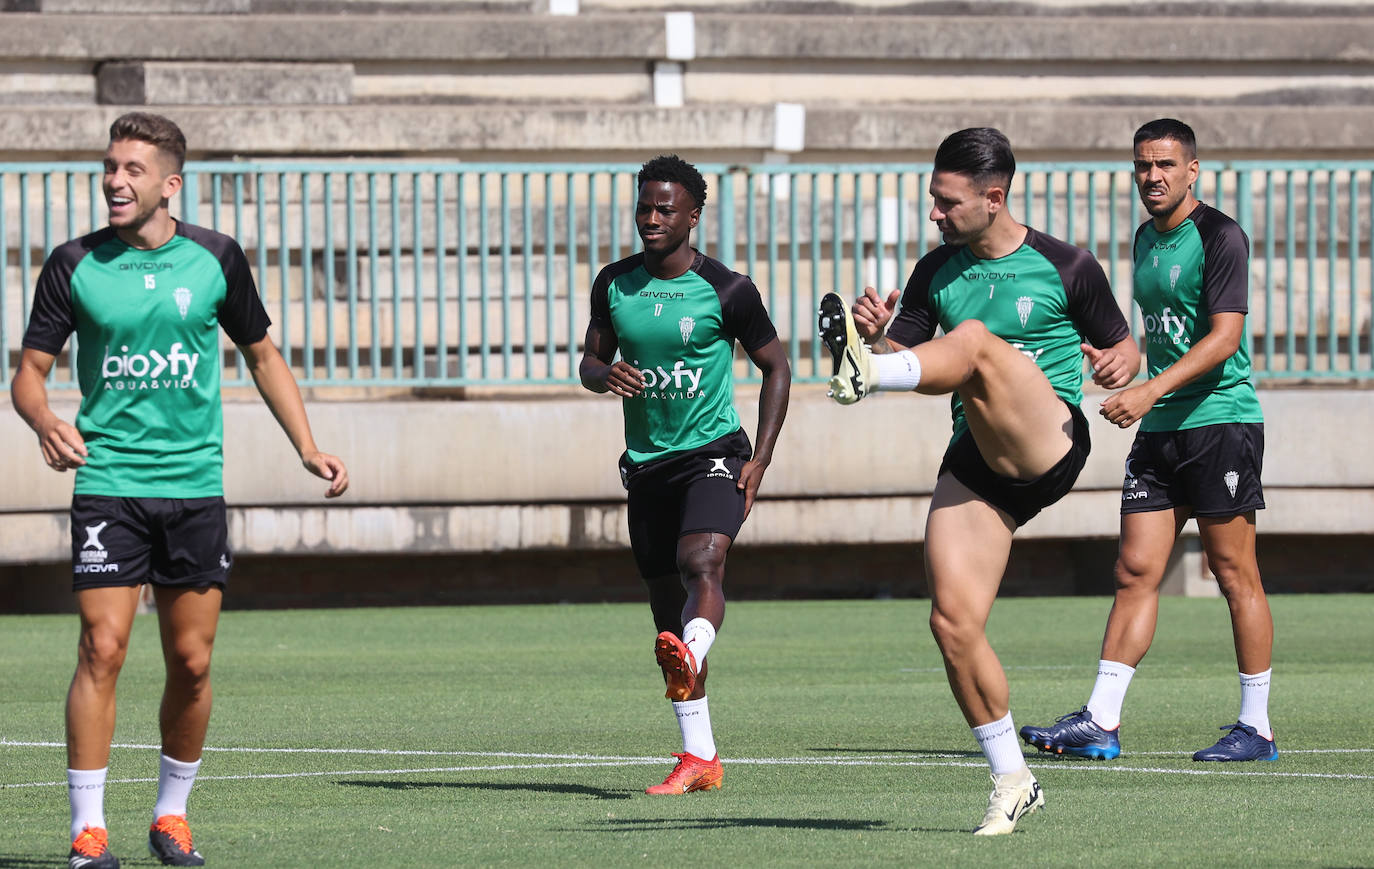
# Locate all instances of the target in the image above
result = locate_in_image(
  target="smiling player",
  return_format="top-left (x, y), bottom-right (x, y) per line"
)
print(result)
top-left (579, 154), bottom-right (789, 795)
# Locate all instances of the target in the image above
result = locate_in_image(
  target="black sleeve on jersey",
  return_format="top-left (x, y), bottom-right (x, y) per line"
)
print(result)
top-left (695, 253), bottom-right (778, 353)
top-left (589, 253), bottom-right (645, 333)
top-left (886, 245), bottom-right (959, 348)
top-left (21, 229), bottom-right (114, 355)
top-left (1029, 228), bottom-right (1131, 349)
top-left (1194, 204), bottom-right (1251, 315)
top-left (177, 222), bottom-right (271, 346)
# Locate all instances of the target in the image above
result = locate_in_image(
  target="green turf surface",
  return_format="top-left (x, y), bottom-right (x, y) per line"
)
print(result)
top-left (2, 595), bottom-right (1371, 867)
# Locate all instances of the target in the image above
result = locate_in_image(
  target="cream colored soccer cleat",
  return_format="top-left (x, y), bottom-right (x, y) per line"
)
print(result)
top-left (818, 293), bottom-right (876, 404)
top-left (972, 766), bottom-right (1044, 836)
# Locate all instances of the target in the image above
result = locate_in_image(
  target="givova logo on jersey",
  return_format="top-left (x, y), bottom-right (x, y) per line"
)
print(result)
top-left (1141, 306), bottom-right (1190, 346)
top-left (101, 342), bottom-right (200, 391)
top-left (631, 358), bottom-right (706, 400)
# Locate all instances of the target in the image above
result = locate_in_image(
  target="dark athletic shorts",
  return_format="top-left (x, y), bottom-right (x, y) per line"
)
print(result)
top-left (70, 495), bottom-right (232, 591)
top-left (619, 428), bottom-right (752, 579)
top-left (1120, 422), bottom-right (1265, 517)
top-left (938, 399), bottom-right (1091, 528)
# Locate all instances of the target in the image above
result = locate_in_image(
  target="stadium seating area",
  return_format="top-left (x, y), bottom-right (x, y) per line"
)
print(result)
top-left (1, 0), bottom-right (1373, 161)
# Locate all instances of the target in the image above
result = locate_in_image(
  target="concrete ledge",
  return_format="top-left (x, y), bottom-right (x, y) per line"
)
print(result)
top-left (2, 13), bottom-right (1370, 63)
top-left (4, 104), bottom-right (1374, 159)
top-left (97, 62), bottom-right (353, 106)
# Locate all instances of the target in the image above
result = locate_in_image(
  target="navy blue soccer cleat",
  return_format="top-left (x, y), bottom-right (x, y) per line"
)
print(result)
top-left (1018, 706), bottom-right (1122, 760)
top-left (1192, 723), bottom-right (1278, 762)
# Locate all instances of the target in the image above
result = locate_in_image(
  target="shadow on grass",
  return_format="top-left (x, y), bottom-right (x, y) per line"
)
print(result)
top-left (0, 857), bottom-right (66, 868)
top-left (575, 817), bottom-right (892, 832)
top-left (335, 779), bottom-right (635, 800)
top-left (807, 747), bottom-right (984, 758)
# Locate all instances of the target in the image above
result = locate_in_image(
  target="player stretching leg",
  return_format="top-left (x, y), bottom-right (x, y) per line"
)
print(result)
top-left (820, 128), bottom-right (1138, 833)
top-left (1020, 119), bottom-right (1275, 763)
top-left (580, 155), bottom-right (789, 794)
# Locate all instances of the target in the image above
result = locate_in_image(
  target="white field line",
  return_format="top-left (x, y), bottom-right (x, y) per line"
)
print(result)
top-left (3, 741), bottom-right (1372, 789)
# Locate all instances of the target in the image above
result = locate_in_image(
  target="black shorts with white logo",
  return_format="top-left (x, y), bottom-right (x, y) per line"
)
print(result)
top-left (1120, 422), bottom-right (1265, 517)
top-left (938, 399), bottom-right (1091, 528)
top-left (70, 495), bottom-right (232, 591)
top-left (619, 428), bottom-right (752, 579)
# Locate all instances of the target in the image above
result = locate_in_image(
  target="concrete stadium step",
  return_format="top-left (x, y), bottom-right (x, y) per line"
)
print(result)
top-left (97, 62), bottom-right (353, 106)
top-left (4, 103), bottom-right (1374, 161)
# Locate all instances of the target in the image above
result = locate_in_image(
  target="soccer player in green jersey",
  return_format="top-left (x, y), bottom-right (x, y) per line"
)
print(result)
top-left (1020, 119), bottom-right (1276, 763)
top-left (818, 128), bottom-right (1139, 834)
top-left (13, 113), bottom-right (348, 868)
top-left (580, 155), bottom-right (790, 795)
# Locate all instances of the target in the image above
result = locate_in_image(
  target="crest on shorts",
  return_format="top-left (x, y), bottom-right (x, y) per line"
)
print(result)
top-left (679, 316), bottom-right (695, 345)
top-left (706, 457), bottom-right (733, 480)
top-left (1016, 296), bottom-right (1034, 328)
top-left (1224, 470), bottom-right (1239, 497)
top-left (82, 522), bottom-right (108, 551)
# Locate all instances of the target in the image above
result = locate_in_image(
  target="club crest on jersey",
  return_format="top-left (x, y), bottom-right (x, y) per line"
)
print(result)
top-left (1016, 296), bottom-right (1034, 328)
top-left (679, 316), bottom-right (695, 345)
top-left (174, 287), bottom-right (192, 319)
top-left (1224, 470), bottom-right (1239, 497)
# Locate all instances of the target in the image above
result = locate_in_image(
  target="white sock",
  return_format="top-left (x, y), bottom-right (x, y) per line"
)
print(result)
top-left (1085, 659), bottom-right (1136, 731)
top-left (673, 696), bottom-right (717, 760)
top-left (68, 767), bottom-right (108, 841)
top-left (972, 712), bottom-right (1025, 776)
top-left (1238, 669), bottom-right (1273, 739)
top-left (153, 754), bottom-right (201, 820)
top-left (871, 349), bottom-right (922, 391)
top-left (681, 618), bottom-right (715, 670)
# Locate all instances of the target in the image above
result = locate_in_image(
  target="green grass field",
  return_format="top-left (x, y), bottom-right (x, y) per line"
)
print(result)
top-left (2, 595), bottom-right (1371, 868)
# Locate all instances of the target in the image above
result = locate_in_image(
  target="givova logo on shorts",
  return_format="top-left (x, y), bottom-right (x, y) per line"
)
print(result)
top-left (100, 342), bottom-right (200, 391)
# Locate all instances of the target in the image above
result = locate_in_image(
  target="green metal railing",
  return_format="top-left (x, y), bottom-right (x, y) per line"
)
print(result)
top-left (3, 160), bottom-right (1371, 388)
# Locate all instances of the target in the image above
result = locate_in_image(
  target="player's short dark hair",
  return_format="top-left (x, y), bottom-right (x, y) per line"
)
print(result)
top-left (1134, 118), bottom-right (1197, 160)
top-left (638, 154), bottom-right (707, 208)
top-left (109, 112), bottom-right (187, 174)
top-left (934, 127), bottom-right (1016, 192)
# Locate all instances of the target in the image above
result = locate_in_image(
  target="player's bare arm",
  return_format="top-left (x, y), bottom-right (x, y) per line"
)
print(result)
top-left (738, 336), bottom-right (790, 518)
top-left (852, 287), bottom-right (908, 353)
top-left (1100, 311), bottom-right (1244, 428)
top-left (579, 320), bottom-right (645, 397)
top-left (239, 335), bottom-right (349, 497)
top-left (12, 347), bottom-right (87, 471)
top-left (1082, 335), bottom-right (1142, 390)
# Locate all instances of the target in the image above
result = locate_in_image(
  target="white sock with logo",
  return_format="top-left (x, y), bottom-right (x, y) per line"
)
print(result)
top-left (681, 618), bottom-right (715, 671)
top-left (1238, 669), bottom-right (1273, 739)
top-left (673, 696), bottom-right (717, 760)
top-left (153, 754), bottom-right (201, 820)
top-left (68, 767), bottom-right (108, 841)
top-left (1085, 659), bottom-right (1136, 731)
top-left (871, 349), bottom-right (922, 391)
top-left (972, 712), bottom-right (1025, 776)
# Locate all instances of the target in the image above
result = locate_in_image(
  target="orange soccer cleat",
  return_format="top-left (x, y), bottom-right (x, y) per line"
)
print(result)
top-left (654, 631), bottom-right (698, 701)
top-left (645, 751), bottom-right (723, 795)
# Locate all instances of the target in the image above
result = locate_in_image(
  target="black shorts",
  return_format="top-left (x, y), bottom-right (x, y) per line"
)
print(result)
top-left (70, 495), bottom-right (232, 591)
top-left (619, 429), bottom-right (752, 579)
top-left (938, 399), bottom-right (1091, 528)
top-left (1121, 422), bottom-right (1265, 517)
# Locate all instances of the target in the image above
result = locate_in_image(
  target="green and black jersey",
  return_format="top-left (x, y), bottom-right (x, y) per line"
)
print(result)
top-left (22, 221), bottom-right (271, 498)
top-left (887, 227), bottom-right (1131, 441)
top-left (1132, 202), bottom-right (1263, 432)
top-left (589, 251), bottom-right (777, 465)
